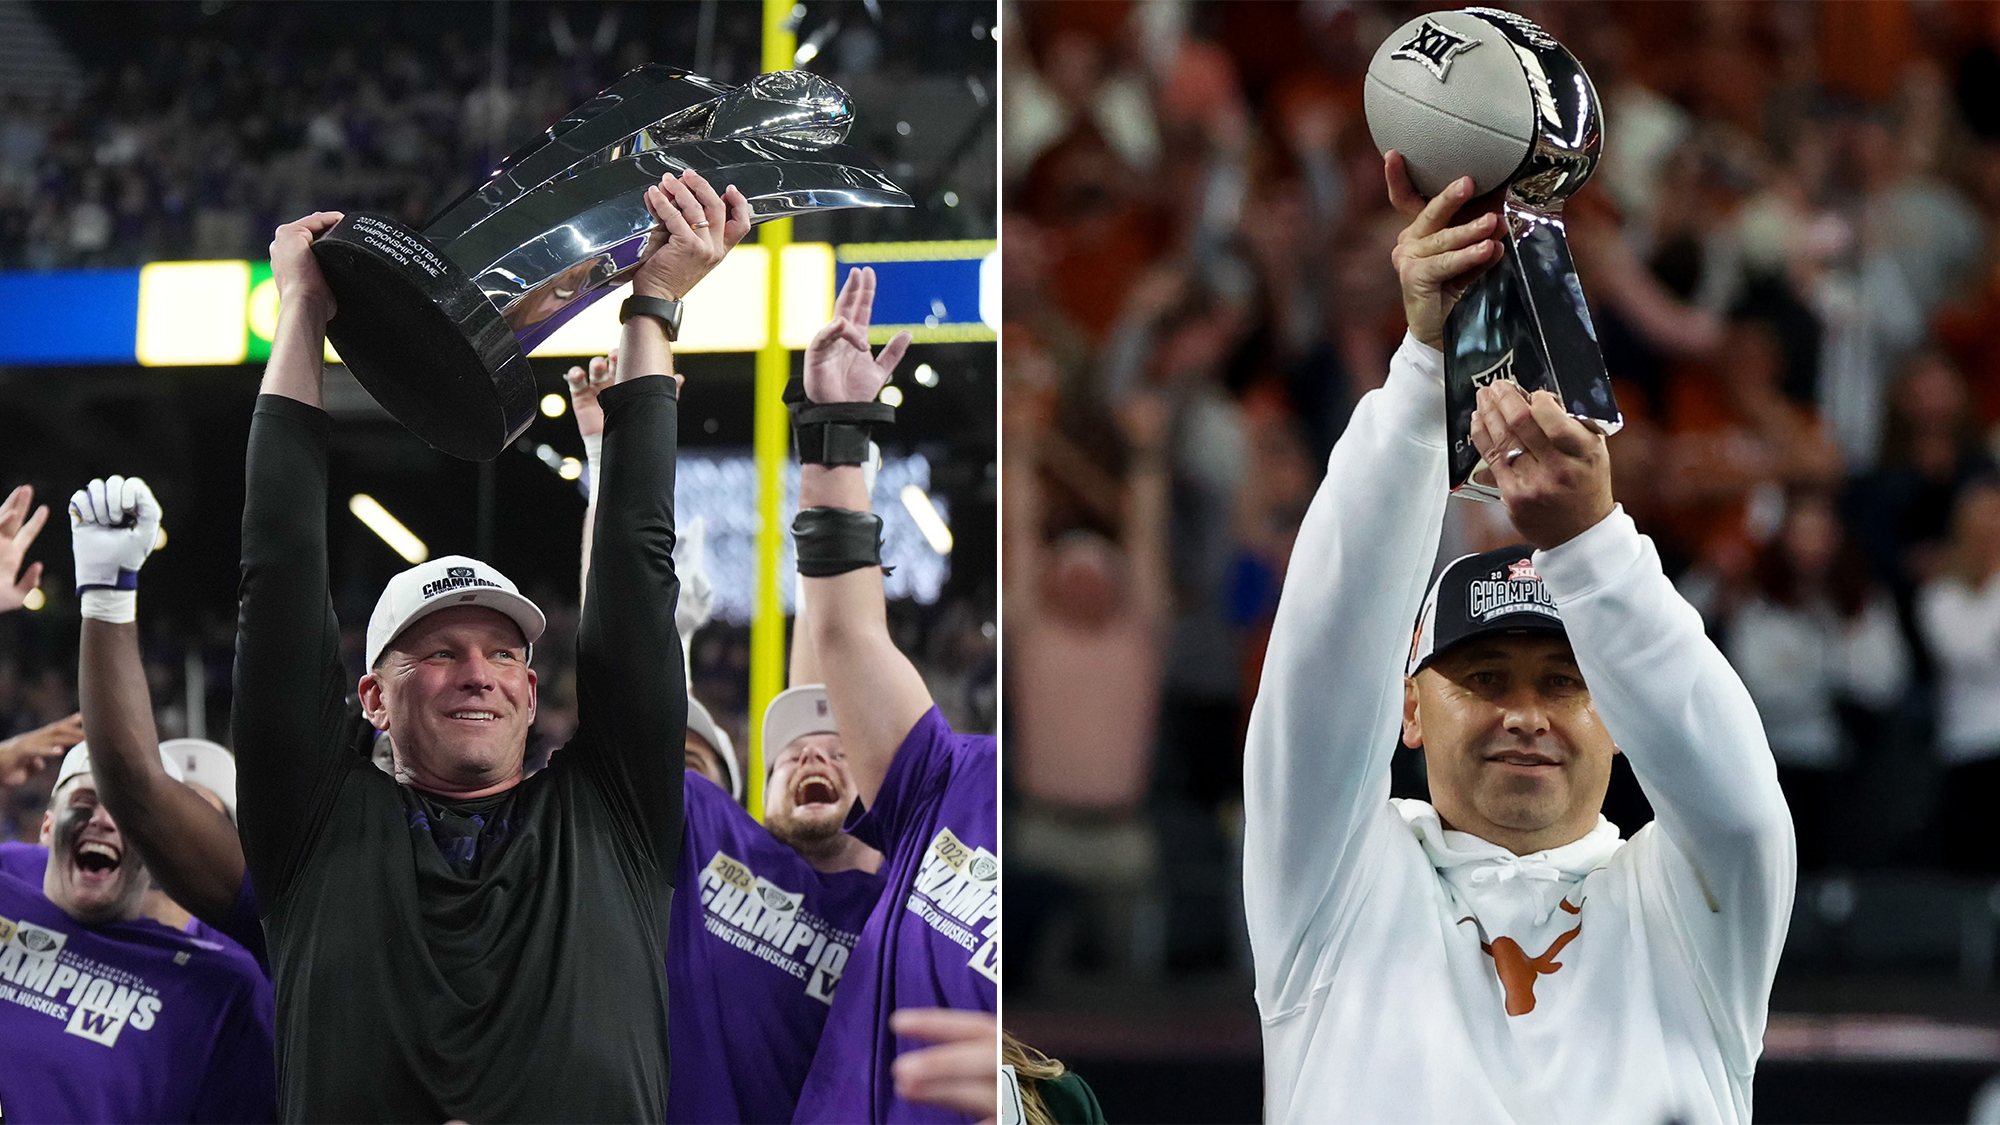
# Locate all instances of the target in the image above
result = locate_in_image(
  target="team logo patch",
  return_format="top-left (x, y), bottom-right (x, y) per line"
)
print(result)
top-left (447, 566), bottom-right (474, 578)
top-left (1467, 569), bottom-right (1559, 622)
top-left (1391, 18), bottom-right (1481, 82)
top-left (11, 922), bottom-right (64, 957)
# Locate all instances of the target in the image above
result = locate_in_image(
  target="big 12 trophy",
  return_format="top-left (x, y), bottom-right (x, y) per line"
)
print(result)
top-left (1378, 9), bottom-right (1620, 499)
top-left (312, 66), bottom-right (911, 460)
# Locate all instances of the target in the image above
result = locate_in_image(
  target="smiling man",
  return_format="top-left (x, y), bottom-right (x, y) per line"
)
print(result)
top-left (0, 746), bottom-right (274, 1123)
top-left (1242, 156), bottom-right (1795, 1124)
top-left (235, 169), bottom-right (748, 1122)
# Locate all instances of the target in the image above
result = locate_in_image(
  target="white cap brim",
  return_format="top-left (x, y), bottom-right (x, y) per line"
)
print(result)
top-left (686, 694), bottom-right (740, 802)
top-left (365, 555), bottom-right (546, 669)
top-left (159, 738), bottom-right (237, 822)
top-left (761, 685), bottom-right (838, 773)
top-left (56, 742), bottom-right (184, 792)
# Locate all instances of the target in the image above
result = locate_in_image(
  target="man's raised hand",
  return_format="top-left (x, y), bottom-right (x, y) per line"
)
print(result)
top-left (0, 484), bottom-right (49, 613)
top-left (804, 266), bottom-right (913, 405)
top-left (565, 349), bottom-right (619, 438)
top-left (268, 211), bottom-right (345, 323)
top-left (1385, 152), bottom-right (1503, 351)
top-left (1468, 381), bottom-right (1615, 550)
top-left (70, 476), bottom-right (163, 620)
top-left (0, 712), bottom-right (83, 786)
top-left (631, 170), bottom-right (753, 302)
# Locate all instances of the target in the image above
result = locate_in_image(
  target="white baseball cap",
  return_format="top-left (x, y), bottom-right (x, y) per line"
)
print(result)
top-left (686, 694), bottom-right (741, 802)
top-left (761, 685), bottom-right (838, 774)
top-left (55, 742), bottom-right (184, 792)
top-left (365, 555), bottom-right (546, 669)
top-left (160, 739), bottom-right (237, 822)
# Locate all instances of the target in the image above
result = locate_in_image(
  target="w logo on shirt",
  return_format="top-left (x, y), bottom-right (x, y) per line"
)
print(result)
top-left (67, 1006), bottom-right (126, 1045)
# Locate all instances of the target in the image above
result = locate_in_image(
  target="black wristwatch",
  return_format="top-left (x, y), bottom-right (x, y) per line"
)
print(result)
top-left (619, 295), bottom-right (684, 341)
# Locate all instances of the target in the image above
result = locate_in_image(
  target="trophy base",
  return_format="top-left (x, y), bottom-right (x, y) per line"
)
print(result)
top-left (313, 214), bottom-right (537, 461)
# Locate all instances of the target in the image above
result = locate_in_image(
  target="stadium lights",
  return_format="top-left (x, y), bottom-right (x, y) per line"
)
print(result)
top-left (348, 494), bottom-right (428, 564)
top-left (22, 588), bottom-right (44, 611)
top-left (558, 457), bottom-right (583, 481)
top-left (879, 385), bottom-right (904, 408)
top-left (914, 363), bottom-right (938, 387)
top-left (541, 393), bottom-right (567, 418)
top-left (900, 484), bottom-right (952, 556)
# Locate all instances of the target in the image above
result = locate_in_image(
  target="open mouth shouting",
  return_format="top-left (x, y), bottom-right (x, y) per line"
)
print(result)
top-left (792, 772), bottom-right (842, 810)
top-left (70, 837), bottom-right (124, 887)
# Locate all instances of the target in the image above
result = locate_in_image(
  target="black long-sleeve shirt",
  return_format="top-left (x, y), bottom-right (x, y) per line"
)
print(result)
top-left (232, 380), bottom-right (686, 1123)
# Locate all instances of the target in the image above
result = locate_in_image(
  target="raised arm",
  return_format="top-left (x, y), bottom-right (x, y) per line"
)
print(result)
top-left (1470, 379), bottom-right (1795, 1065)
top-left (72, 477), bottom-right (244, 923)
top-left (796, 266), bottom-right (924, 808)
top-left (233, 213), bottom-right (363, 904)
top-left (1241, 161), bottom-right (1499, 1010)
top-left (569, 170), bottom-right (748, 867)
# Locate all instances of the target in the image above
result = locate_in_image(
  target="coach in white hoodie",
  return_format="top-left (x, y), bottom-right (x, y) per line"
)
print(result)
top-left (1243, 154), bottom-right (1795, 1125)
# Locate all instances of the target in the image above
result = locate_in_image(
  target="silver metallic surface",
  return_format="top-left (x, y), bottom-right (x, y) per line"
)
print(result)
top-left (1464, 7), bottom-right (1601, 210)
top-left (428, 65), bottom-right (907, 349)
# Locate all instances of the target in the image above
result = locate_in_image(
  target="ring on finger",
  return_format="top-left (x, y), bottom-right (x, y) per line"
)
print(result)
top-left (692, 219), bottom-right (710, 229)
top-left (1503, 447), bottom-right (1526, 464)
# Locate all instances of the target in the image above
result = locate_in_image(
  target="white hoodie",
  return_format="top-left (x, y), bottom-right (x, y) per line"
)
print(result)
top-left (1243, 335), bottom-right (1795, 1125)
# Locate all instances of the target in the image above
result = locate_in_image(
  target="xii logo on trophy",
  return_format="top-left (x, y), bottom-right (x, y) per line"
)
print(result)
top-left (1469, 350), bottom-right (1518, 391)
top-left (1390, 19), bottom-right (1482, 82)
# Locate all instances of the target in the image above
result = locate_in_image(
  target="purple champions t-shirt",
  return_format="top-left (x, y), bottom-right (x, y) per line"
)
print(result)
top-left (0, 857), bottom-right (277, 1123)
top-left (670, 773), bottom-right (884, 1124)
top-left (793, 708), bottom-right (999, 1124)
top-left (0, 841), bottom-right (269, 975)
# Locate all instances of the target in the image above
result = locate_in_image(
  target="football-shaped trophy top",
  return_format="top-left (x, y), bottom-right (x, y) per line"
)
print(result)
top-left (1364, 8), bottom-right (1601, 206)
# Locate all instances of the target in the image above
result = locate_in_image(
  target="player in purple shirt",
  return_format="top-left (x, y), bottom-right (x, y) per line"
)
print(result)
top-left (0, 751), bottom-right (276, 1123)
top-left (786, 267), bottom-right (1000, 1124)
top-left (67, 478), bottom-right (270, 970)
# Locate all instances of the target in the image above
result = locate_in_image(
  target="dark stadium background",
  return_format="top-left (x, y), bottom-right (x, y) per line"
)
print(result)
top-left (0, 0), bottom-right (994, 857)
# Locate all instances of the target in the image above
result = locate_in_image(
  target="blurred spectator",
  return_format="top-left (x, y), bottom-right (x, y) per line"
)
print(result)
top-left (1918, 476), bottom-right (2000, 872)
top-left (1848, 350), bottom-right (1998, 595)
top-left (1725, 491), bottom-right (1908, 868)
top-left (1, 1), bottom-right (993, 269)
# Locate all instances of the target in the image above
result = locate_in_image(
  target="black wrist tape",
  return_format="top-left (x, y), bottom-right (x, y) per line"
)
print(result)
top-left (793, 507), bottom-right (891, 577)
top-left (791, 401), bottom-right (895, 465)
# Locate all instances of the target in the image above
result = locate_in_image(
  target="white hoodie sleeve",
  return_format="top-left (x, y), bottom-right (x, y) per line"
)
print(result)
top-left (1535, 508), bottom-right (1797, 1072)
top-left (1242, 334), bottom-right (1451, 1015)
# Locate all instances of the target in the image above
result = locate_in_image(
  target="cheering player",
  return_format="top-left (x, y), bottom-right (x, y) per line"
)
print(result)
top-left (788, 267), bottom-right (1000, 1124)
top-left (234, 168), bottom-right (745, 1121)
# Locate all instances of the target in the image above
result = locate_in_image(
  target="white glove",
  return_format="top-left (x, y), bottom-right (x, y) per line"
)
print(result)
top-left (70, 476), bottom-right (162, 624)
top-left (674, 515), bottom-right (714, 644)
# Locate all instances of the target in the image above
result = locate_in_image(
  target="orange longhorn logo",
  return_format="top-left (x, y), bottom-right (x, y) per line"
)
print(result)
top-left (1457, 897), bottom-right (1582, 1016)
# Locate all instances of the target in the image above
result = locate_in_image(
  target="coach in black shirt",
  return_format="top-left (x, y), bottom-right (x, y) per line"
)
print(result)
top-left (235, 171), bottom-right (750, 1122)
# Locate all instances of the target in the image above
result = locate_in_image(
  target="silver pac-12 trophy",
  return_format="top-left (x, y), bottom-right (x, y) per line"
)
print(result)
top-left (312, 66), bottom-right (911, 460)
top-left (1413, 9), bottom-right (1620, 499)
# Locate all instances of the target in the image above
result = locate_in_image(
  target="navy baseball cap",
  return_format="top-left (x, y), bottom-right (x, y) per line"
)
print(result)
top-left (1407, 544), bottom-right (1569, 676)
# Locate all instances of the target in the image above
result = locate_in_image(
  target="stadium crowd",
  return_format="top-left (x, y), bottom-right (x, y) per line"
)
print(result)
top-left (0, 0), bottom-right (996, 270)
top-left (1003, 0), bottom-right (2000, 987)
